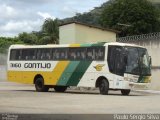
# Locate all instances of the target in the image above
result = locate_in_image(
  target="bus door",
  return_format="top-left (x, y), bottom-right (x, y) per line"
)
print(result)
top-left (108, 46), bottom-right (126, 88)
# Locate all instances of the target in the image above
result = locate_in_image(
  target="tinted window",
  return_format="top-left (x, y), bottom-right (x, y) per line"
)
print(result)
top-left (22, 49), bottom-right (37, 60)
top-left (52, 48), bottom-right (68, 60)
top-left (108, 46), bottom-right (126, 76)
top-left (125, 47), bottom-right (140, 75)
top-left (87, 47), bottom-right (105, 61)
top-left (10, 49), bottom-right (21, 60)
top-left (95, 47), bottom-right (105, 60)
top-left (69, 48), bottom-right (86, 60)
top-left (108, 46), bottom-right (116, 72)
top-left (10, 47), bottom-right (105, 61)
top-left (37, 49), bottom-right (52, 60)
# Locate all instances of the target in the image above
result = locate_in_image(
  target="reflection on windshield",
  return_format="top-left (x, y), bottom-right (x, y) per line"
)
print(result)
top-left (138, 48), bottom-right (151, 75)
top-left (125, 48), bottom-right (140, 74)
top-left (125, 47), bottom-right (151, 75)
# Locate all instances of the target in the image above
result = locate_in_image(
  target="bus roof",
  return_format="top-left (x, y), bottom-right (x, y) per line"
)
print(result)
top-left (9, 42), bottom-right (145, 49)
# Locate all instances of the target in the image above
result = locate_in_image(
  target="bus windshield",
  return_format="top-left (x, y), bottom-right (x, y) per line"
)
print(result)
top-left (125, 47), bottom-right (151, 76)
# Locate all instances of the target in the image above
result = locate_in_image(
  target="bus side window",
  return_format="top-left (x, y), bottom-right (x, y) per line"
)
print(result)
top-left (22, 49), bottom-right (27, 60)
top-left (95, 47), bottom-right (105, 60)
top-left (46, 49), bottom-right (52, 60)
top-left (55, 49), bottom-right (60, 60)
top-left (69, 48), bottom-right (76, 60)
top-left (22, 49), bottom-right (36, 61)
top-left (108, 46), bottom-right (116, 73)
top-left (114, 47), bottom-right (125, 76)
top-left (38, 49), bottom-right (48, 60)
top-left (80, 48), bottom-right (86, 60)
top-left (52, 49), bottom-right (56, 60)
top-left (40, 49), bottom-right (45, 60)
top-left (59, 48), bottom-right (68, 60)
top-left (10, 49), bottom-right (20, 60)
top-left (40, 48), bottom-right (52, 60)
top-left (10, 50), bottom-right (16, 60)
top-left (53, 49), bottom-right (60, 60)
top-left (87, 47), bottom-right (95, 60)
top-left (36, 49), bottom-right (41, 60)
top-left (29, 49), bottom-right (36, 60)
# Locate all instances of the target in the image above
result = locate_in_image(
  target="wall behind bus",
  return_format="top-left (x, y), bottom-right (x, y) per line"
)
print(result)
top-left (141, 41), bottom-right (160, 90)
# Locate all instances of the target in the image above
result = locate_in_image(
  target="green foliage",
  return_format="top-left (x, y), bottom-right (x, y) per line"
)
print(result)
top-left (18, 32), bottom-right (38, 44)
top-left (0, 37), bottom-right (23, 53)
top-left (61, 4), bottom-right (108, 27)
top-left (17, 18), bottom-right (59, 45)
top-left (100, 0), bottom-right (160, 36)
top-left (40, 18), bottom-right (59, 44)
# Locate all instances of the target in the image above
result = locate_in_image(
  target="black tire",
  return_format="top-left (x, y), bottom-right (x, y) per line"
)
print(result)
top-left (35, 77), bottom-right (49, 92)
top-left (121, 89), bottom-right (130, 96)
top-left (99, 79), bottom-right (109, 95)
top-left (54, 86), bottom-right (67, 92)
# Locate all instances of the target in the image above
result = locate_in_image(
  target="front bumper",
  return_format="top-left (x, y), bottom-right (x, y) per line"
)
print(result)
top-left (129, 82), bottom-right (150, 90)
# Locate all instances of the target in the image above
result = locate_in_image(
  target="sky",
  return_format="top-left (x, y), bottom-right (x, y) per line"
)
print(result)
top-left (0, 0), bottom-right (107, 37)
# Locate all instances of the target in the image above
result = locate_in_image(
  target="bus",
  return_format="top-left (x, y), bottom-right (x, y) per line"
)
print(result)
top-left (7, 42), bottom-right (151, 95)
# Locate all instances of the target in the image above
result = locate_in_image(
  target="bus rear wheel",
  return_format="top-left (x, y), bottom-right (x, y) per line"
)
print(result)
top-left (35, 77), bottom-right (49, 92)
top-left (121, 89), bottom-right (130, 95)
top-left (54, 86), bottom-right (67, 92)
top-left (99, 79), bottom-right (109, 95)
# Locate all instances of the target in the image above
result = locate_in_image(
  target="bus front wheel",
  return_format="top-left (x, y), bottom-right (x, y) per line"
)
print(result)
top-left (35, 77), bottom-right (49, 92)
top-left (99, 79), bottom-right (109, 95)
top-left (121, 89), bottom-right (130, 95)
top-left (54, 86), bottom-right (67, 92)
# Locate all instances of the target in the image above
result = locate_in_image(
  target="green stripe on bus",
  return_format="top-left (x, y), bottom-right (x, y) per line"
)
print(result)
top-left (56, 42), bottom-right (106, 86)
top-left (57, 61), bottom-right (80, 85)
top-left (63, 43), bottom-right (92, 86)
top-left (66, 61), bottom-right (92, 86)
top-left (56, 43), bottom-right (90, 86)
top-left (66, 42), bottom-right (105, 86)
top-left (92, 42), bottom-right (106, 46)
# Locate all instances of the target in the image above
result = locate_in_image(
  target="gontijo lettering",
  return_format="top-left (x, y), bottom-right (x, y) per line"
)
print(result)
top-left (10, 63), bottom-right (51, 69)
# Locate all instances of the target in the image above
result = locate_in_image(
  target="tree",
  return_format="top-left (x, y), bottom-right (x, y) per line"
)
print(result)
top-left (0, 37), bottom-right (23, 53)
top-left (18, 32), bottom-right (38, 44)
top-left (41, 18), bottom-right (59, 44)
top-left (100, 0), bottom-right (160, 36)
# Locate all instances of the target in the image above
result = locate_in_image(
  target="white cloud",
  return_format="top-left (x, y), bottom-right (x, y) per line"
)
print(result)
top-left (0, 20), bottom-right (43, 37)
top-left (0, 0), bottom-right (108, 37)
top-left (37, 12), bottom-right (55, 19)
top-left (62, 6), bottom-right (76, 17)
top-left (0, 4), bottom-right (18, 19)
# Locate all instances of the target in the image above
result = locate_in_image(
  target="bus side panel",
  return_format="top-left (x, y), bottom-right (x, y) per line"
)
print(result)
top-left (65, 61), bottom-right (92, 86)
top-left (77, 61), bottom-right (114, 88)
top-left (46, 61), bottom-right (70, 85)
top-left (8, 71), bottom-right (23, 83)
top-left (7, 60), bottom-right (70, 85)
top-left (8, 71), bottom-right (57, 85)
top-left (7, 61), bottom-right (23, 83)
top-left (56, 61), bottom-right (80, 86)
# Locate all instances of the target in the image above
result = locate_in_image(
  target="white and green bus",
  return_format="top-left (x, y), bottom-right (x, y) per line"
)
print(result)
top-left (7, 42), bottom-right (151, 95)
